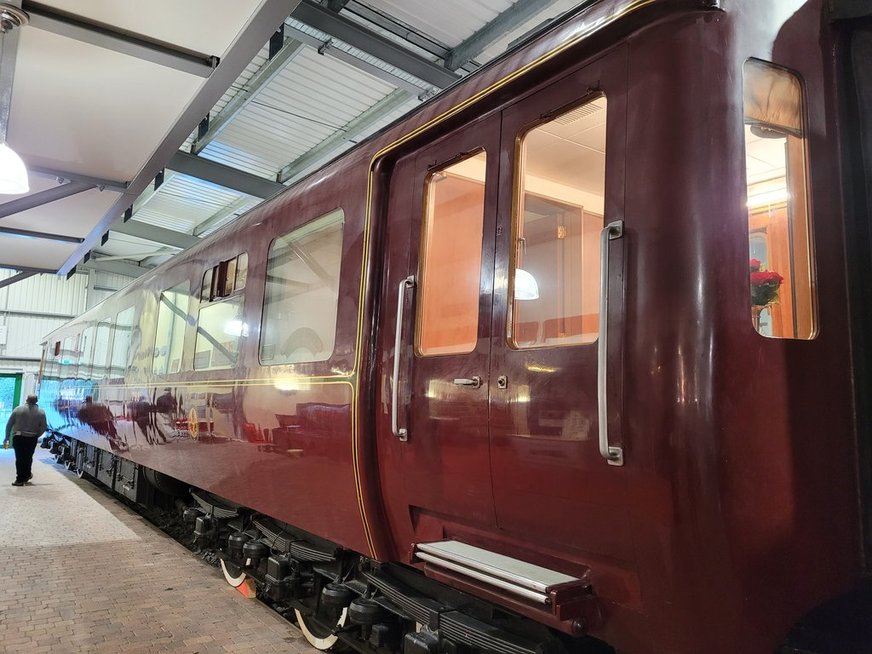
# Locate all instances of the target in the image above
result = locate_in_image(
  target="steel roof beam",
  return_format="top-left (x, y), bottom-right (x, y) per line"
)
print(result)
top-left (193, 196), bottom-right (253, 237)
top-left (0, 263), bottom-right (55, 274)
top-left (0, 181), bottom-right (94, 219)
top-left (292, 0), bottom-right (459, 88)
top-left (139, 252), bottom-right (174, 268)
top-left (281, 24), bottom-right (425, 94)
top-left (60, 0), bottom-right (302, 276)
top-left (130, 171), bottom-right (176, 215)
top-left (110, 220), bottom-right (200, 249)
top-left (445, 0), bottom-right (555, 71)
top-left (343, 2), bottom-right (471, 70)
top-left (342, 1), bottom-right (431, 49)
top-left (0, 271), bottom-right (36, 290)
top-left (168, 151), bottom-right (284, 199)
top-left (79, 258), bottom-right (151, 278)
top-left (22, 1), bottom-right (220, 77)
top-left (192, 37), bottom-right (307, 155)
top-left (27, 165), bottom-right (128, 191)
top-left (0, 225), bottom-right (83, 244)
top-left (278, 88), bottom-right (410, 184)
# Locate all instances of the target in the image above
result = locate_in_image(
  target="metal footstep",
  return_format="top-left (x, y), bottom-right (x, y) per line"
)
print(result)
top-left (414, 540), bottom-right (595, 622)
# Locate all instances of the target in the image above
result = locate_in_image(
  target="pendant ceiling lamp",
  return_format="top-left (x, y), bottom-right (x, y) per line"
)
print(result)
top-left (514, 236), bottom-right (539, 300)
top-left (0, 2), bottom-right (29, 195)
top-left (514, 268), bottom-right (539, 300)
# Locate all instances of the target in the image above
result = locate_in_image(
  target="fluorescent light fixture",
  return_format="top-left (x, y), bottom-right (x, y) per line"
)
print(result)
top-left (747, 188), bottom-right (789, 210)
top-left (514, 268), bottom-right (539, 300)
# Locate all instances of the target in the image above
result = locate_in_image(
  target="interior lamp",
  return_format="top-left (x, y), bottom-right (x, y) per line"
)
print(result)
top-left (514, 268), bottom-right (539, 300)
top-left (0, 141), bottom-right (27, 193)
top-left (0, 2), bottom-right (29, 195)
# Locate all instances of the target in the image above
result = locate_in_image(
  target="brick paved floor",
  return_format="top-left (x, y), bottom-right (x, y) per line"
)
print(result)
top-left (0, 446), bottom-right (320, 653)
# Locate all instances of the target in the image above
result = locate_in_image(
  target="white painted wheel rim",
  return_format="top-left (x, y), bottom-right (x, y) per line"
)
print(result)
top-left (295, 606), bottom-right (348, 651)
top-left (220, 559), bottom-right (247, 587)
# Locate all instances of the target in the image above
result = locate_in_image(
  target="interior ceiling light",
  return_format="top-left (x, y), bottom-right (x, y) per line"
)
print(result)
top-left (514, 268), bottom-right (540, 300)
top-left (0, 1), bottom-right (29, 195)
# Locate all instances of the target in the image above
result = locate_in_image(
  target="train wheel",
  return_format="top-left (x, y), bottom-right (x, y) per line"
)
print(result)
top-left (294, 607), bottom-right (349, 651)
top-left (219, 559), bottom-right (247, 588)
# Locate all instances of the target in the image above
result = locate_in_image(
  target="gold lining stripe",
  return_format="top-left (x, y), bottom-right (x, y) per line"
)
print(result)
top-left (350, 0), bottom-right (663, 560)
top-left (56, 376), bottom-right (354, 388)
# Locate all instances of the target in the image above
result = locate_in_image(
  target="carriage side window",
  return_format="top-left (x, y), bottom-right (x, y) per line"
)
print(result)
top-left (39, 343), bottom-right (60, 402)
top-left (260, 209), bottom-right (345, 365)
top-left (743, 59), bottom-right (816, 339)
top-left (511, 96), bottom-right (607, 348)
top-left (153, 283), bottom-right (191, 375)
top-left (60, 335), bottom-right (78, 380)
top-left (44, 341), bottom-right (61, 379)
top-left (109, 307), bottom-right (134, 381)
top-left (416, 151), bottom-right (486, 356)
top-left (92, 318), bottom-right (111, 381)
top-left (195, 253), bottom-right (248, 370)
top-left (202, 253), bottom-right (248, 302)
top-left (79, 326), bottom-right (95, 380)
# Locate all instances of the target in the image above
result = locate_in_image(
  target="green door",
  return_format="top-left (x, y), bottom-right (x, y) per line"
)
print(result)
top-left (0, 373), bottom-right (22, 432)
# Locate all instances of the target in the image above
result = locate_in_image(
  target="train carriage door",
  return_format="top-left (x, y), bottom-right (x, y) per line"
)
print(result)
top-left (379, 118), bottom-right (501, 545)
top-left (489, 50), bottom-right (635, 558)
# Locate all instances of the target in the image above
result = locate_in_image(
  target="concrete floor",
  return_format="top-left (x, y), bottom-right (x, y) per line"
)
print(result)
top-left (0, 446), bottom-right (320, 653)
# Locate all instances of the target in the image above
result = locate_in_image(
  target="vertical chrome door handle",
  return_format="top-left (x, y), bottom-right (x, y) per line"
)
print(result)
top-left (598, 220), bottom-right (624, 466)
top-left (392, 275), bottom-right (416, 441)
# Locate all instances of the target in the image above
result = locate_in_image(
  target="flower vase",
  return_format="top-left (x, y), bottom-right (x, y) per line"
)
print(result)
top-left (751, 304), bottom-right (766, 331)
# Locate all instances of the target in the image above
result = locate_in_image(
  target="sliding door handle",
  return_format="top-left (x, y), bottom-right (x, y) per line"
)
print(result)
top-left (598, 220), bottom-right (624, 466)
top-left (391, 275), bottom-right (416, 441)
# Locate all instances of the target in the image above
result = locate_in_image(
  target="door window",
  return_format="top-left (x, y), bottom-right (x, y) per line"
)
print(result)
top-left (510, 96), bottom-right (608, 348)
top-left (416, 151), bottom-right (487, 356)
top-left (743, 59), bottom-right (816, 338)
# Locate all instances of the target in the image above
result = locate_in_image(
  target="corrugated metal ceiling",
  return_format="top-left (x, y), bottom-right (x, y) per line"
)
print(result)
top-left (0, 0), bottom-right (590, 283)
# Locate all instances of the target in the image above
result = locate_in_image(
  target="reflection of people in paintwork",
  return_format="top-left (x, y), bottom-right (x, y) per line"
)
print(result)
top-left (78, 395), bottom-right (119, 443)
top-left (129, 395), bottom-right (152, 442)
top-left (156, 388), bottom-right (177, 414)
top-left (154, 388), bottom-right (177, 442)
top-left (77, 395), bottom-right (98, 426)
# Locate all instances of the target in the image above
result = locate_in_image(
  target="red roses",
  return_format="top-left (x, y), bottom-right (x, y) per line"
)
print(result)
top-left (750, 259), bottom-right (784, 306)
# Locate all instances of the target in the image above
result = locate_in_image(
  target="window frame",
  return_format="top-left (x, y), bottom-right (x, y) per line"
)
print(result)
top-left (152, 282), bottom-right (191, 376)
top-left (742, 57), bottom-right (818, 340)
top-left (414, 149), bottom-right (488, 358)
top-left (508, 92), bottom-right (609, 351)
top-left (259, 208), bottom-right (346, 367)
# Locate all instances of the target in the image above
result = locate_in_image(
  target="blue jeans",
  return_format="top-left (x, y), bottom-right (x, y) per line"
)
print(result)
top-left (12, 435), bottom-right (38, 483)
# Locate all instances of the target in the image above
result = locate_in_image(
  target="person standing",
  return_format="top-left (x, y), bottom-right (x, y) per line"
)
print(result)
top-left (4, 395), bottom-right (47, 486)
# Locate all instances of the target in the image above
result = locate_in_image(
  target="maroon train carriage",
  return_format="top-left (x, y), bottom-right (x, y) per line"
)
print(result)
top-left (36, 1), bottom-right (872, 652)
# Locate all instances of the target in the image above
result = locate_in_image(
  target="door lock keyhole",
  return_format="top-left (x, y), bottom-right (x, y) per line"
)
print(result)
top-left (497, 375), bottom-right (508, 389)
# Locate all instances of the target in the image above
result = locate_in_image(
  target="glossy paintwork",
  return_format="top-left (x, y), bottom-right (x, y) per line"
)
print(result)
top-left (41, 157), bottom-right (376, 558)
top-left (38, 1), bottom-right (864, 653)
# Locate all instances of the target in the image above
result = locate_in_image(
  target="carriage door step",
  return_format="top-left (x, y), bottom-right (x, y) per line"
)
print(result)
top-left (414, 541), bottom-right (592, 615)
